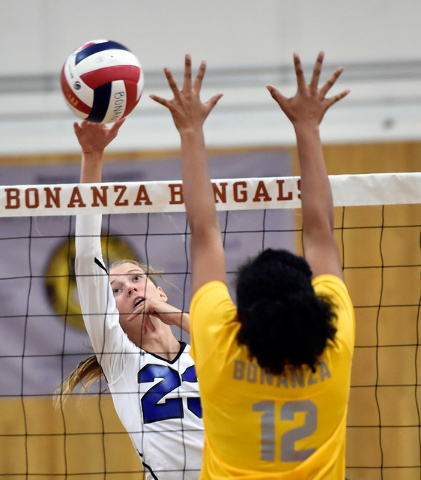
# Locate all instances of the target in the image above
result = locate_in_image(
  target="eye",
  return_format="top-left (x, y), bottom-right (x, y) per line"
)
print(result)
top-left (133, 275), bottom-right (142, 281)
top-left (113, 287), bottom-right (121, 295)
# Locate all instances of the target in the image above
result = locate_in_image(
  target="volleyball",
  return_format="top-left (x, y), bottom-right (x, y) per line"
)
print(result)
top-left (60, 39), bottom-right (144, 124)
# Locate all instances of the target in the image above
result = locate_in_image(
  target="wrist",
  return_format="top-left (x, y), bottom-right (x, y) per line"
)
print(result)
top-left (171, 309), bottom-right (185, 328)
top-left (82, 149), bottom-right (105, 159)
top-left (179, 312), bottom-right (190, 334)
top-left (293, 123), bottom-right (321, 141)
top-left (178, 126), bottom-right (205, 139)
top-left (293, 122), bottom-right (320, 134)
top-left (80, 158), bottom-right (103, 183)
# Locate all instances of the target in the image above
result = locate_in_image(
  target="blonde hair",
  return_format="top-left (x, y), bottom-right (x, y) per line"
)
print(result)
top-left (53, 354), bottom-right (104, 408)
top-left (54, 260), bottom-right (162, 407)
top-left (109, 259), bottom-right (163, 286)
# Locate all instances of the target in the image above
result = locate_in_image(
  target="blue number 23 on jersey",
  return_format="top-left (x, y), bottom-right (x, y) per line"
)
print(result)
top-left (138, 364), bottom-right (202, 424)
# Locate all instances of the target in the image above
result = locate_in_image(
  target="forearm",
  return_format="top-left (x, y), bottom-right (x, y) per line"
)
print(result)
top-left (179, 127), bottom-right (226, 292)
top-left (268, 51), bottom-right (345, 278)
top-left (151, 55), bottom-right (226, 293)
top-left (295, 124), bottom-right (334, 237)
top-left (174, 312), bottom-right (191, 335)
top-left (75, 214), bottom-right (116, 354)
top-left (179, 128), bottom-right (219, 234)
top-left (80, 150), bottom-right (104, 183)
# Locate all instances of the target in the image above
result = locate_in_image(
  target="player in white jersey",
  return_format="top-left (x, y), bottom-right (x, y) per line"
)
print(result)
top-left (57, 119), bottom-right (204, 480)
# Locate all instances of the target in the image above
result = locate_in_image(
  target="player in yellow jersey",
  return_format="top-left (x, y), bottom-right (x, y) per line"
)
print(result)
top-left (151, 52), bottom-right (353, 479)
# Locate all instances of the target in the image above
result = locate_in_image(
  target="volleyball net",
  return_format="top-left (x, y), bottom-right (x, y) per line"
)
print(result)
top-left (0, 172), bottom-right (420, 479)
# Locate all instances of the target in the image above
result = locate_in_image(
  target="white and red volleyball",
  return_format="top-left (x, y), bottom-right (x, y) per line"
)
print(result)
top-left (61, 39), bottom-right (144, 124)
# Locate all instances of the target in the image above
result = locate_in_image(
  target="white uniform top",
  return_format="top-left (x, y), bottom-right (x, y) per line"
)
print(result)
top-left (75, 214), bottom-right (204, 480)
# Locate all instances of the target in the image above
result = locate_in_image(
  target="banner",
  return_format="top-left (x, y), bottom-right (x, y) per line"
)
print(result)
top-left (1, 172), bottom-right (420, 218)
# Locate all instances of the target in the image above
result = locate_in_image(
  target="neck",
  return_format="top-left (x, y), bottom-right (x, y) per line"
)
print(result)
top-left (140, 322), bottom-right (181, 361)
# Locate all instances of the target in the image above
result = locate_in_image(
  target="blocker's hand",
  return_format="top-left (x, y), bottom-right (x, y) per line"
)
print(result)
top-left (150, 54), bottom-right (223, 133)
top-left (267, 51), bottom-right (350, 128)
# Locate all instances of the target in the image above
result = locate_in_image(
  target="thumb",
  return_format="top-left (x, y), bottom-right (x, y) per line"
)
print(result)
top-left (110, 117), bottom-right (126, 133)
top-left (267, 85), bottom-right (287, 106)
top-left (206, 93), bottom-right (223, 111)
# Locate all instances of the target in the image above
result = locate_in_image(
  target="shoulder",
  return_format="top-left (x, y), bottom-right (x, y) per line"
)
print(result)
top-left (190, 281), bottom-right (234, 318)
top-left (189, 281), bottom-right (238, 362)
top-left (313, 274), bottom-right (355, 342)
top-left (191, 280), bottom-right (229, 301)
top-left (312, 274), bottom-right (351, 304)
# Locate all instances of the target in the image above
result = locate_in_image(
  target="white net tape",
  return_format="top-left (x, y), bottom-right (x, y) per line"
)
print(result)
top-left (1, 172), bottom-right (420, 218)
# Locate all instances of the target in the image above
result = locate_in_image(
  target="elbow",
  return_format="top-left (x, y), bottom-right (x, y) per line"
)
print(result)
top-left (189, 220), bottom-right (220, 238)
top-left (188, 211), bottom-right (220, 235)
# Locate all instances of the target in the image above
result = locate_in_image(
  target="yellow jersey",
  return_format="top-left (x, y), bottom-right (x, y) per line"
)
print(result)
top-left (190, 274), bottom-right (355, 479)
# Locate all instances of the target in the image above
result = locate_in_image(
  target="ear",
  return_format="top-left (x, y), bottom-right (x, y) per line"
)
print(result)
top-left (158, 286), bottom-right (168, 303)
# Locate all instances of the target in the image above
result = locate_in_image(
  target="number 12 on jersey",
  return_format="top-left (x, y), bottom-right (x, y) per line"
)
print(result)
top-left (253, 400), bottom-right (317, 463)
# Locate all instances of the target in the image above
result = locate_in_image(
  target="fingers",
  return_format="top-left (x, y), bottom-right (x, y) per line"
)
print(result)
top-left (295, 51), bottom-right (348, 104)
top-left (319, 66), bottom-right (344, 98)
top-left (164, 66), bottom-right (182, 99)
top-left (150, 55), bottom-right (206, 109)
top-left (149, 65), bottom-right (180, 108)
top-left (326, 88), bottom-right (350, 108)
top-left (114, 117), bottom-right (126, 127)
top-left (293, 51), bottom-right (346, 99)
top-left (149, 93), bottom-right (170, 108)
top-left (309, 51), bottom-right (324, 93)
top-left (183, 54), bottom-right (192, 92)
top-left (109, 117), bottom-right (126, 135)
top-left (293, 53), bottom-right (306, 91)
top-left (126, 302), bottom-right (145, 323)
top-left (143, 316), bottom-right (156, 336)
top-left (127, 308), bottom-right (156, 336)
top-left (193, 59), bottom-right (207, 93)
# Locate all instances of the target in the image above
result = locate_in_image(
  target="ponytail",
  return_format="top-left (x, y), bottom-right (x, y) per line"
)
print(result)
top-left (53, 354), bottom-right (106, 408)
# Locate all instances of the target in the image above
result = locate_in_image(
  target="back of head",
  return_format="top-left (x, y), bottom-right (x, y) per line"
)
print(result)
top-left (236, 249), bottom-right (337, 375)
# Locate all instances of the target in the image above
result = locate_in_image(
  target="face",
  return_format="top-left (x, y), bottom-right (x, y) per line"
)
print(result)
top-left (109, 262), bottom-right (167, 341)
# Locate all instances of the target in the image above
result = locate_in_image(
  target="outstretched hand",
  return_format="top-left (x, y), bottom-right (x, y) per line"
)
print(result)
top-left (267, 51), bottom-right (350, 127)
top-left (150, 54), bottom-right (223, 133)
top-left (74, 118), bottom-right (126, 155)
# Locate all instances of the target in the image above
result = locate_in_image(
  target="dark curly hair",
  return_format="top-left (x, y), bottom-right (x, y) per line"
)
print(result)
top-left (236, 249), bottom-right (337, 376)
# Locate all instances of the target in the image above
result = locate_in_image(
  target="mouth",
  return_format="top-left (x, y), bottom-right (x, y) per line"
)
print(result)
top-left (134, 298), bottom-right (144, 308)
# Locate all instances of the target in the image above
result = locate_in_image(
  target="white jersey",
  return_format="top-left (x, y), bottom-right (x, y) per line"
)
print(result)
top-left (75, 214), bottom-right (204, 480)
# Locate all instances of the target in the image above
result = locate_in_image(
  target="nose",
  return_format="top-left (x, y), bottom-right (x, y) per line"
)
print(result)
top-left (127, 285), bottom-right (137, 295)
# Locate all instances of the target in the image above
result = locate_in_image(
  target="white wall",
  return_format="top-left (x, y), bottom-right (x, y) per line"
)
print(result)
top-left (1, 0), bottom-right (421, 155)
top-left (3, 0), bottom-right (421, 73)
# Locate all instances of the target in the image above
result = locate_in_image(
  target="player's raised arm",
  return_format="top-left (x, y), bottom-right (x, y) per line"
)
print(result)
top-left (74, 118), bottom-right (125, 183)
top-left (267, 52), bottom-right (349, 279)
top-left (151, 55), bottom-right (224, 295)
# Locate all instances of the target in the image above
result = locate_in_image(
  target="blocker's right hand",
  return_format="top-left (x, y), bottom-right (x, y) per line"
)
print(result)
top-left (74, 118), bottom-right (126, 155)
top-left (150, 54), bottom-right (223, 134)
